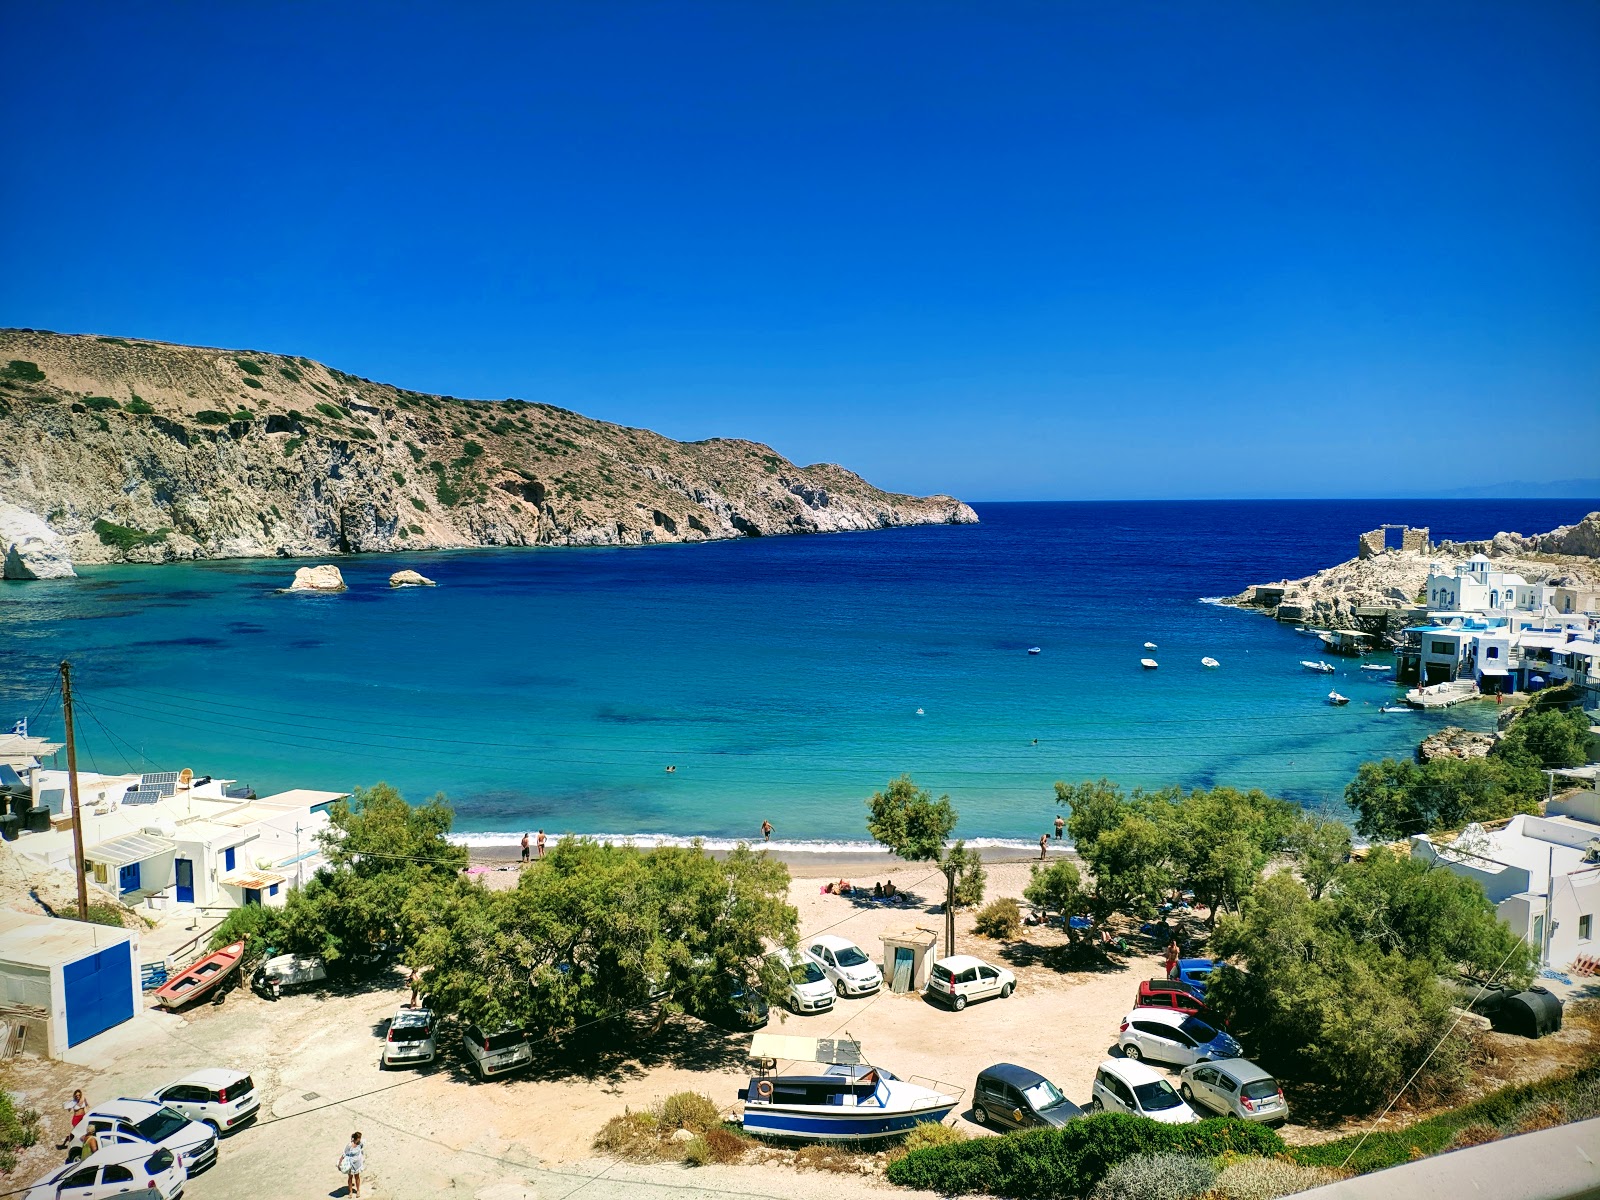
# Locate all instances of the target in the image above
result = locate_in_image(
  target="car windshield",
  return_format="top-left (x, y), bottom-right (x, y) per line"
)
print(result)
top-left (133, 1108), bottom-right (190, 1142)
top-left (791, 961), bottom-right (825, 984)
top-left (834, 946), bottom-right (870, 967)
top-left (931, 965), bottom-right (952, 983)
top-left (1022, 1080), bottom-right (1066, 1110)
top-left (1133, 1080), bottom-right (1184, 1111)
top-left (1179, 1017), bottom-right (1219, 1043)
top-left (1241, 1080), bottom-right (1280, 1101)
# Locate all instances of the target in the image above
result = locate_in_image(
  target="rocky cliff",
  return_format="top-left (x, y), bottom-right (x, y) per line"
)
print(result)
top-left (0, 329), bottom-right (977, 573)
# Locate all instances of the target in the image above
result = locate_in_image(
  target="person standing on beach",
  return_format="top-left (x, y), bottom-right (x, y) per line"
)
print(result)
top-left (761, 820), bottom-right (773, 841)
top-left (520, 833), bottom-right (530, 863)
top-left (1038, 834), bottom-right (1048, 859)
top-left (1053, 814), bottom-right (1064, 840)
top-left (337, 1131), bottom-right (365, 1197)
top-left (60, 1088), bottom-right (87, 1148)
top-left (536, 829), bottom-right (546, 859)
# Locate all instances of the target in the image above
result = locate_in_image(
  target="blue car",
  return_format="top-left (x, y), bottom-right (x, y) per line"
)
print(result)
top-left (1171, 958), bottom-right (1214, 997)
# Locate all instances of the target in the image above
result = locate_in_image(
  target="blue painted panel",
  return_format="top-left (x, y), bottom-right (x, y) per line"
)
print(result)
top-left (117, 862), bottom-right (140, 894)
top-left (63, 940), bottom-right (134, 1046)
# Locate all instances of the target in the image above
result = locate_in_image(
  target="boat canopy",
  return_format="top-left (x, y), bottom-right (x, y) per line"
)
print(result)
top-left (749, 1033), bottom-right (864, 1066)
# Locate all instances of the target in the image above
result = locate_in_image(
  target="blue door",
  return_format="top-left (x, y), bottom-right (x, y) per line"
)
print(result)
top-left (174, 859), bottom-right (194, 904)
top-left (117, 862), bottom-right (140, 895)
top-left (63, 940), bottom-right (134, 1046)
top-left (243, 888), bottom-right (261, 906)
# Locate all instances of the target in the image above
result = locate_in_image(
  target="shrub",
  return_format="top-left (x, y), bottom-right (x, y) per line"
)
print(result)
top-left (93, 519), bottom-right (169, 553)
top-left (3, 360), bottom-right (45, 383)
top-left (315, 401), bottom-right (349, 420)
top-left (231, 409), bottom-right (253, 422)
top-left (82, 903), bottom-right (128, 927)
top-left (279, 365), bottom-right (301, 383)
top-left (234, 357), bottom-right (265, 375)
top-left (242, 377), bottom-right (263, 389)
top-left (684, 1126), bottom-right (751, 1166)
top-left (1091, 1152), bottom-right (1216, 1200)
top-left (408, 524), bottom-right (423, 535)
top-left (1448, 1123), bottom-right (1500, 1149)
top-left (126, 397), bottom-right (155, 414)
top-left (463, 439), bottom-right (484, 458)
top-left (593, 1110), bottom-right (663, 1160)
top-left (974, 897), bottom-right (1022, 940)
top-left (410, 497), bottom-right (426, 511)
top-left (0, 1090), bottom-right (40, 1172)
top-left (392, 471), bottom-right (406, 486)
top-left (886, 1113), bottom-right (1284, 1197)
top-left (903, 1121), bottom-right (967, 1152)
top-left (792, 1143), bottom-right (865, 1173)
top-left (83, 395), bottom-right (120, 411)
top-left (658, 1091), bottom-right (721, 1133)
top-left (283, 437), bottom-right (304, 456)
top-left (1211, 1157), bottom-right (1348, 1200)
top-left (194, 410), bottom-right (231, 424)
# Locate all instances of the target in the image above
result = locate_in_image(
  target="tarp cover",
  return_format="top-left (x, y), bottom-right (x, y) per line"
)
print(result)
top-left (748, 1033), bottom-right (863, 1065)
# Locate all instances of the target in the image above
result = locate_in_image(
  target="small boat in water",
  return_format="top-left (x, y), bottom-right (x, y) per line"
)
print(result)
top-left (1141, 658), bottom-right (1159, 669)
top-left (740, 1035), bottom-right (959, 1140)
top-left (1301, 660), bottom-right (1336, 674)
top-left (915, 708), bottom-right (924, 716)
top-left (1380, 705), bottom-right (1410, 714)
top-left (154, 940), bottom-right (245, 1009)
top-left (1360, 663), bottom-right (1392, 673)
top-left (1201, 657), bottom-right (1220, 668)
top-left (1327, 692), bottom-right (1350, 706)
top-left (1144, 641), bottom-right (1158, 650)
top-left (1027, 647), bottom-right (1042, 655)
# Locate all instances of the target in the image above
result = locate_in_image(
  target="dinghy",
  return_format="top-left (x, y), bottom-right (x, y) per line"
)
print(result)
top-left (1360, 663), bottom-right (1392, 673)
top-left (1141, 658), bottom-right (1159, 669)
top-left (1201, 657), bottom-right (1220, 668)
top-left (1380, 705), bottom-right (1410, 714)
top-left (154, 940), bottom-right (244, 1009)
top-left (1027, 647), bottom-right (1042, 655)
top-left (1327, 692), bottom-right (1350, 706)
top-left (740, 1034), bottom-right (959, 1141)
top-left (1144, 642), bottom-right (1158, 650)
top-left (1300, 660), bottom-right (1336, 674)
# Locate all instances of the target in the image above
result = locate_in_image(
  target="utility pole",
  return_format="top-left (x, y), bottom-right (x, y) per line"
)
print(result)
top-left (943, 859), bottom-right (957, 958)
top-left (59, 661), bottom-right (89, 921)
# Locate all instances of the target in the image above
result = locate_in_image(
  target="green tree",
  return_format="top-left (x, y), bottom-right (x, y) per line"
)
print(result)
top-left (0, 1089), bottom-right (40, 1172)
top-left (1164, 786), bottom-right (1295, 920)
top-left (1023, 858), bottom-right (1087, 940)
top-left (866, 775), bottom-right (985, 914)
top-left (1494, 707), bottom-right (1591, 770)
top-left (1290, 814), bottom-right (1352, 901)
top-left (1344, 758), bottom-right (1425, 840)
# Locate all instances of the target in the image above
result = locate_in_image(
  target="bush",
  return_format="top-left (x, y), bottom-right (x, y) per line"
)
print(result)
top-left (83, 395), bottom-right (120, 411)
top-left (792, 1143), bottom-right (865, 1173)
top-left (410, 497), bottom-right (426, 511)
top-left (82, 903), bottom-right (128, 927)
top-left (1211, 1157), bottom-right (1348, 1200)
top-left (974, 897), bottom-right (1023, 939)
top-left (3, 360), bottom-right (45, 383)
top-left (593, 1110), bottom-right (663, 1160)
top-left (93, 519), bottom-right (169, 553)
top-left (208, 903), bottom-right (286, 968)
top-left (1091, 1152), bottom-right (1216, 1200)
top-left (126, 397), bottom-right (155, 415)
top-left (885, 1112), bottom-right (1284, 1197)
top-left (315, 401), bottom-right (349, 420)
top-left (658, 1091), bottom-right (721, 1132)
top-left (194, 410), bottom-right (231, 424)
top-left (0, 1090), bottom-right (40, 1172)
top-left (684, 1126), bottom-right (751, 1166)
top-left (283, 437), bottom-right (304, 456)
top-left (279, 365), bottom-right (301, 383)
top-left (903, 1120), bottom-right (967, 1152)
top-left (234, 358), bottom-right (265, 376)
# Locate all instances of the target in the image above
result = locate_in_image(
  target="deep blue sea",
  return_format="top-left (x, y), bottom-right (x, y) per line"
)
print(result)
top-left (2, 500), bottom-right (1593, 849)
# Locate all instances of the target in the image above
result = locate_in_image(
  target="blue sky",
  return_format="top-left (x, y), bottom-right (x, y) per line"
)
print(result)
top-left (2, 3), bottom-right (1596, 501)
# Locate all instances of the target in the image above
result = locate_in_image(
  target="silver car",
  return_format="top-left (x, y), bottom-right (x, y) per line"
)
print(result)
top-left (1178, 1058), bottom-right (1288, 1124)
top-left (383, 1006), bottom-right (437, 1067)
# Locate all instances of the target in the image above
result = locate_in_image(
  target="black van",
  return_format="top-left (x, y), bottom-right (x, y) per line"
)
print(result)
top-left (972, 1063), bottom-right (1085, 1129)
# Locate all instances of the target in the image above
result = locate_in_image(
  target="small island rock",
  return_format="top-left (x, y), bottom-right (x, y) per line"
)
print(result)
top-left (288, 564), bottom-right (347, 592)
top-left (1, 502), bottom-right (76, 580)
top-left (389, 569), bottom-right (437, 588)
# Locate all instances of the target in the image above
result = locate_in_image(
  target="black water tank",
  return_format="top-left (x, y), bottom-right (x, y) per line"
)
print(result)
top-left (24, 806), bottom-right (51, 834)
top-left (9, 795), bottom-right (33, 820)
top-left (1492, 987), bottom-right (1564, 1038)
top-left (0, 814), bottom-right (18, 842)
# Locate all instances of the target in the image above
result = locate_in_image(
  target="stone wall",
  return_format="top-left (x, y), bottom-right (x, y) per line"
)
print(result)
top-left (1402, 527), bottom-right (1430, 553)
top-left (1358, 528), bottom-right (1386, 559)
top-left (1358, 526), bottom-right (1429, 558)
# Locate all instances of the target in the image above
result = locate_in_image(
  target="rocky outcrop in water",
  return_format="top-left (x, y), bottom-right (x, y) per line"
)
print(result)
top-left (389, 569), bottom-right (436, 588)
top-left (287, 564), bottom-right (347, 592)
top-left (0, 330), bottom-right (977, 574)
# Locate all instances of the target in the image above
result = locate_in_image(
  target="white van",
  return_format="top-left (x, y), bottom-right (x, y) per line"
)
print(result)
top-left (1090, 1058), bottom-right (1198, 1124)
top-left (926, 955), bottom-right (1015, 1011)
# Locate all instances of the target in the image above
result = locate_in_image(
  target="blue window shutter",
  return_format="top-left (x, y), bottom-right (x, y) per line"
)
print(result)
top-left (269, 883), bottom-right (279, 897)
top-left (224, 847), bottom-right (236, 871)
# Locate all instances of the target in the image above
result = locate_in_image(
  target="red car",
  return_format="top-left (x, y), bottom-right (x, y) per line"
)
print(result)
top-left (1136, 979), bottom-right (1222, 1022)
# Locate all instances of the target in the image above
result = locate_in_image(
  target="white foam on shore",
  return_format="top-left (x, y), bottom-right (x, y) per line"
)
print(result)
top-left (447, 832), bottom-right (1061, 855)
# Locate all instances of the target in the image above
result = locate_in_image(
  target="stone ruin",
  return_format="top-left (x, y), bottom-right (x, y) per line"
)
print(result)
top-left (1358, 525), bottom-right (1430, 559)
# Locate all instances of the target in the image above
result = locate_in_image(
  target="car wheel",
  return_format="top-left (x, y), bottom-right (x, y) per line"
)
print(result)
top-left (952, 995), bottom-right (967, 1011)
top-left (999, 982), bottom-right (1014, 998)
top-left (1122, 1043), bottom-right (1142, 1061)
top-left (836, 980), bottom-right (848, 998)
top-left (204, 1119), bottom-right (222, 1135)
top-left (972, 1104), bottom-right (988, 1125)
top-left (1179, 1084), bottom-right (1194, 1103)
top-left (787, 996), bottom-right (799, 1013)
top-left (1088, 1097), bottom-right (1102, 1112)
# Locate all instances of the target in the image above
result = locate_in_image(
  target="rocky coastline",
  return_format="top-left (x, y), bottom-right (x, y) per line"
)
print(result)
top-left (0, 329), bottom-right (977, 578)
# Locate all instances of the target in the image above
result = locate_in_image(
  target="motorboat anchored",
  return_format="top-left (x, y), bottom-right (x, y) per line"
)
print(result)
top-left (1200, 657), bottom-right (1220, 668)
top-left (739, 1034), bottom-right (960, 1141)
top-left (1141, 658), bottom-right (1159, 669)
top-left (1380, 705), bottom-right (1410, 714)
top-left (1144, 642), bottom-right (1158, 650)
top-left (1360, 663), bottom-right (1392, 673)
top-left (1327, 692), bottom-right (1350, 706)
top-left (1027, 647), bottom-right (1042, 655)
top-left (1300, 660), bottom-right (1336, 674)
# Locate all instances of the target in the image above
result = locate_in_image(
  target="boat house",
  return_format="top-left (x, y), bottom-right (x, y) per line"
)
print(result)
top-left (0, 910), bottom-right (140, 1057)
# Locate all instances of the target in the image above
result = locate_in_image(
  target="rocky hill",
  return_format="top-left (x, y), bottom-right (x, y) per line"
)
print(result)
top-left (0, 329), bottom-right (976, 576)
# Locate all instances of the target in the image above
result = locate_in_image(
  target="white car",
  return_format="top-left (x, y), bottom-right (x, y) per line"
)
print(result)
top-left (27, 1143), bottom-right (186, 1200)
top-left (804, 935), bottom-right (883, 997)
top-left (1118, 1007), bottom-right (1243, 1067)
top-left (769, 949), bottom-right (835, 1014)
top-left (1090, 1058), bottom-right (1198, 1124)
top-left (148, 1068), bottom-right (259, 1135)
top-left (926, 954), bottom-right (1014, 1011)
top-left (462, 1023), bottom-right (533, 1080)
top-left (382, 1005), bottom-right (438, 1067)
top-left (69, 1099), bottom-right (216, 1175)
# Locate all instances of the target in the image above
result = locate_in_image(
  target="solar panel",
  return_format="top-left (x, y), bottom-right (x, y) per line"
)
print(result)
top-left (140, 771), bottom-right (179, 797)
top-left (123, 786), bottom-right (163, 805)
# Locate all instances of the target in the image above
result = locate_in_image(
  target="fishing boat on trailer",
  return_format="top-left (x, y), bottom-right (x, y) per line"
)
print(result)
top-left (153, 940), bottom-right (245, 1009)
top-left (739, 1034), bottom-right (960, 1140)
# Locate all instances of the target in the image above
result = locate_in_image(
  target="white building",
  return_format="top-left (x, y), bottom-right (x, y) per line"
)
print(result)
top-left (0, 910), bottom-right (140, 1056)
top-left (1424, 555), bottom-right (1555, 615)
top-left (1412, 791), bottom-right (1600, 969)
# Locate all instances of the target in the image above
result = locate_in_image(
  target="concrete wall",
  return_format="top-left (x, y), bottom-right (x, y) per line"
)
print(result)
top-left (1550, 873), bottom-right (1600, 969)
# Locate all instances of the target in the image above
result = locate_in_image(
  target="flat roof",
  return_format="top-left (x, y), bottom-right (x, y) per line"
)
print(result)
top-left (85, 833), bottom-right (175, 868)
top-left (0, 910), bottom-right (130, 968)
top-left (256, 789), bottom-right (347, 808)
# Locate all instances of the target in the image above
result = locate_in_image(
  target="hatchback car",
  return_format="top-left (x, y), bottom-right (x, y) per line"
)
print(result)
top-left (1089, 1058), bottom-right (1197, 1124)
top-left (68, 1099), bottom-right (216, 1175)
top-left (926, 955), bottom-right (1015, 1011)
top-left (462, 1023), bottom-right (533, 1080)
top-left (1179, 1058), bottom-right (1288, 1124)
top-left (148, 1068), bottom-right (259, 1135)
top-left (972, 1063), bottom-right (1084, 1130)
top-left (1118, 1008), bottom-right (1242, 1067)
top-left (27, 1143), bottom-right (185, 1200)
top-left (804, 935), bottom-right (883, 997)
top-left (383, 1006), bottom-right (438, 1067)
top-left (769, 950), bottom-right (835, 1014)
top-left (1169, 958), bottom-right (1214, 997)
top-left (1136, 980), bottom-right (1220, 1022)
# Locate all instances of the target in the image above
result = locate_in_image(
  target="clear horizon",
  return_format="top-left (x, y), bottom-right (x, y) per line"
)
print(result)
top-left (2, 3), bottom-right (1596, 502)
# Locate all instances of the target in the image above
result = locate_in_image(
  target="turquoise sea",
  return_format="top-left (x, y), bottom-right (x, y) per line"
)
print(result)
top-left (2, 500), bottom-right (1592, 849)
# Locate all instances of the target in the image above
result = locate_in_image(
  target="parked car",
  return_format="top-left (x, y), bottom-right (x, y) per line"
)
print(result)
top-left (1178, 1058), bottom-right (1288, 1125)
top-left (1118, 1008), bottom-right (1242, 1067)
top-left (27, 1143), bottom-right (185, 1200)
top-left (972, 1063), bottom-right (1085, 1129)
top-left (769, 950), bottom-right (835, 1014)
top-left (251, 952), bottom-right (327, 1000)
top-left (1136, 979), bottom-right (1221, 1021)
top-left (696, 973), bottom-right (769, 1030)
top-left (147, 1068), bottom-right (259, 1134)
top-left (1169, 958), bottom-right (1214, 997)
top-left (68, 1099), bottom-right (217, 1175)
top-left (462, 1023), bottom-right (533, 1080)
top-left (1089, 1058), bottom-right (1198, 1124)
top-left (804, 935), bottom-right (883, 997)
top-left (926, 955), bottom-right (1015, 1011)
top-left (383, 1006), bottom-right (438, 1068)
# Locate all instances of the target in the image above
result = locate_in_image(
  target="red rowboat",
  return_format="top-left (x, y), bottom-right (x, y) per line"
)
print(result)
top-left (154, 940), bottom-right (245, 1009)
